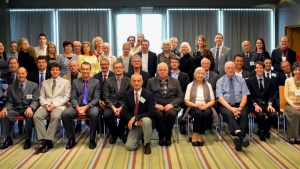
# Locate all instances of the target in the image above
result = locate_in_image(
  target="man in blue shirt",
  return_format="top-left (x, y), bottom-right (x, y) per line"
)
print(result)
top-left (216, 61), bottom-right (250, 151)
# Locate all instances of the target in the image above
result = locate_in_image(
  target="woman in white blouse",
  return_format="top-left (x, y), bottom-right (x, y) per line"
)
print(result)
top-left (184, 67), bottom-right (215, 146)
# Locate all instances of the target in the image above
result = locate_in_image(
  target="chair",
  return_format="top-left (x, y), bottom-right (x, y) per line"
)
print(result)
top-left (278, 86), bottom-right (287, 141)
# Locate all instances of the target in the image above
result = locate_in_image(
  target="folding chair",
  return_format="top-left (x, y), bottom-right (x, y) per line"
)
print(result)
top-left (278, 86), bottom-right (287, 141)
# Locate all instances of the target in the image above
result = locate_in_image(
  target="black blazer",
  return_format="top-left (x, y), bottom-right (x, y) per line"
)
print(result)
top-left (266, 70), bottom-right (280, 100)
top-left (241, 52), bottom-right (257, 72)
top-left (1, 71), bottom-right (15, 85)
top-left (122, 89), bottom-right (155, 121)
top-left (168, 71), bottom-right (189, 94)
top-left (246, 76), bottom-right (273, 108)
top-left (136, 51), bottom-right (157, 78)
top-left (27, 70), bottom-right (51, 86)
top-left (242, 70), bottom-right (250, 79)
top-left (125, 70), bottom-right (150, 89)
top-left (271, 48), bottom-right (296, 73)
top-left (94, 71), bottom-right (115, 100)
top-left (18, 51), bottom-right (38, 74)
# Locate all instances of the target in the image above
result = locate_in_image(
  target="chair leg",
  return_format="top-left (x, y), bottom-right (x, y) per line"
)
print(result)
top-left (187, 117), bottom-right (190, 142)
top-left (283, 115), bottom-right (286, 142)
top-left (176, 117), bottom-right (179, 144)
top-left (277, 113), bottom-right (280, 141)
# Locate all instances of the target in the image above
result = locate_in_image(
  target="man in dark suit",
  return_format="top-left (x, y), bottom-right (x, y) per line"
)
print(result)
top-left (103, 61), bottom-right (132, 144)
top-left (210, 33), bottom-right (232, 76)
top-left (123, 74), bottom-right (155, 154)
top-left (28, 56), bottom-right (51, 88)
top-left (146, 62), bottom-right (183, 146)
top-left (279, 60), bottom-right (293, 86)
top-left (271, 36), bottom-right (296, 73)
top-left (241, 40), bottom-right (257, 72)
top-left (234, 54), bottom-right (250, 79)
top-left (61, 62), bottom-right (100, 149)
top-left (263, 58), bottom-right (280, 111)
top-left (0, 67), bottom-right (39, 149)
top-left (125, 55), bottom-right (150, 88)
top-left (246, 61), bottom-right (277, 142)
top-left (136, 39), bottom-right (157, 78)
top-left (1, 57), bottom-right (18, 85)
top-left (201, 58), bottom-right (219, 97)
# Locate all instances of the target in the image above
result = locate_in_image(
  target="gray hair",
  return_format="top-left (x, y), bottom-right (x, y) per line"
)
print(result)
top-left (161, 40), bottom-right (172, 50)
top-left (201, 58), bottom-right (211, 65)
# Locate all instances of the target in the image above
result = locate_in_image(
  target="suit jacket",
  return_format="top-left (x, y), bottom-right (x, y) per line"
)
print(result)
top-left (271, 48), bottom-right (296, 73)
top-left (70, 77), bottom-right (100, 108)
top-left (246, 76), bottom-right (273, 108)
top-left (94, 71), bottom-right (115, 100)
top-left (4, 80), bottom-right (39, 111)
top-left (146, 76), bottom-right (183, 112)
top-left (39, 76), bottom-right (71, 111)
top-left (168, 71), bottom-right (189, 94)
top-left (279, 72), bottom-right (292, 86)
top-left (122, 89), bottom-right (155, 121)
top-left (241, 52), bottom-right (257, 72)
top-left (125, 70), bottom-right (150, 89)
top-left (136, 51), bottom-right (157, 78)
top-left (1, 71), bottom-right (15, 85)
top-left (265, 70), bottom-right (280, 99)
top-left (103, 76), bottom-right (132, 107)
top-left (207, 71), bottom-right (219, 97)
top-left (63, 72), bottom-right (82, 86)
top-left (242, 70), bottom-right (250, 79)
top-left (210, 45), bottom-right (232, 76)
top-left (27, 70), bottom-right (51, 86)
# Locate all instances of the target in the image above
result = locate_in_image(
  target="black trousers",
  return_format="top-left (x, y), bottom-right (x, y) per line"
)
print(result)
top-left (103, 108), bottom-right (127, 138)
top-left (153, 108), bottom-right (177, 140)
top-left (254, 105), bottom-right (277, 132)
top-left (189, 107), bottom-right (212, 134)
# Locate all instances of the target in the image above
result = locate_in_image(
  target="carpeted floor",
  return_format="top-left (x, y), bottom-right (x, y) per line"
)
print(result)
top-left (0, 126), bottom-right (299, 169)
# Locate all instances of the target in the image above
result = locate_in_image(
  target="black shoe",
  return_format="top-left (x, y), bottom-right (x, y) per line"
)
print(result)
top-left (180, 124), bottom-right (187, 135)
top-left (289, 139), bottom-right (296, 144)
top-left (233, 137), bottom-right (242, 151)
top-left (257, 131), bottom-right (266, 142)
top-left (119, 135), bottom-right (127, 144)
top-left (263, 132), bottom-right (270, 139)
top-left (66, 138), bottom-right (76, 149)
top-left (242, 138), bottom-right (250, 148)
top-left (191, 141), bottom-right (198, 146)
top-left (165, 140), bottom-right (172, 146)
top-left (198, 141), bottom-right (204, 146)
top-left (1, 138), bottom-right (13, 149)
top-left (24, 139), bottom-right (32, 150)
top-left (158, 139), bottom-right (165, 146)
top-left (109, 136), bottom-right (118, 144)
top-left (296, 140), bottom-right (300, 144)
top-left (89, 139), bottom-right (96, 149)
top-left (75, 124), bottom-right (82, 134)
top-left (144, 143), bottom-right (151, 154)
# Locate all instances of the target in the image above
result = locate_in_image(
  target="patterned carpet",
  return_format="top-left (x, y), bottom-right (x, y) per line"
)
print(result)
top-left (0, 126), bottom-right (299, 169)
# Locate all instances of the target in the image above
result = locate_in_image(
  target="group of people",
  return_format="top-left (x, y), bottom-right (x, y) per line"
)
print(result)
top-left (0, 32), bottom-right (299, 155)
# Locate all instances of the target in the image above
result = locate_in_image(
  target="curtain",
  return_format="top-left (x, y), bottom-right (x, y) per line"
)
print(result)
top-left (223, 10), bottom-right (272, 55)
top-left (58, 9), bottom-right (109, 53)
top-left (168, 9), bottom-right (218, 52)
top-left (10, 10), bottom-right (52, 47)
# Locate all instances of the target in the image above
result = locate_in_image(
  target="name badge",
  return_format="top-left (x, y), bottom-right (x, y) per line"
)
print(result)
top-left (295, 90), bottom-right (300, 96)
top-left (282, 56), bottom-right (286, 61)
top-left (139, 96), bottom-right (146, 103)
top-left (250, 61), bottom-right (254, 66)
top-left (26, 94), bottom-right (33, 99)
top-left (271, 73), bottom-right (276, 77)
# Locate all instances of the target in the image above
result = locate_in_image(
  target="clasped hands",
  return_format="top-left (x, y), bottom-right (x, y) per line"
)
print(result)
top-left (0, 107), bottom-right (33, 118)
top-left (112, 106), bottom-right (122, 118)
top-left (75, 105), bottom-right (89, 115)
top-left (155, 104), bottom-right (174, 112)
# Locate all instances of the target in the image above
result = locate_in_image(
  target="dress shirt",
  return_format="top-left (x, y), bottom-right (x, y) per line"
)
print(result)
top-left (142, 53), bottom-right (148, 72)
top-left (235, 70), bottom-right (243, 77)
top-left (170, 70), bottom-right (180, 79)
top-left (133, 88), bottom-right (142, 103)
top-left (18, 80), bottom-right (27, 89)
top-left (256, 75), bottom-right (264, 88)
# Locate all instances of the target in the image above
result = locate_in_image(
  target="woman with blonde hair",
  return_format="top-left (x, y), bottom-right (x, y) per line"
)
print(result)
top-left (46, 41), bottom-right (58, 65)
top-left (117, 42), bottom-right (134, 73)
top-left (131, 33), bottom-right (144, 54)
top-left (17, 38), bottom-right (38, 74)
top-left (78, 41), bottom-right (100, 76)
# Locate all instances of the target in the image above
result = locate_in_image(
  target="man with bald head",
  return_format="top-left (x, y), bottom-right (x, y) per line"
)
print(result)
top-left (216, 61), bottom-right (250, 151)
top-left (271, 36), bottom-right (296, 73)
top-left (241, 40), bottom-right (257, 72)
top-left (0, 67), bottom-right (39, 150)
top-left (146, 62), bottom-right (183, 146)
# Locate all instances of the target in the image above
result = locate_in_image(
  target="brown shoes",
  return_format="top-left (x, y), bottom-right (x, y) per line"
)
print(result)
top-left (144, 143), bottom-right (151, 154)
top-left (35, 141), bottom-right (53, 154)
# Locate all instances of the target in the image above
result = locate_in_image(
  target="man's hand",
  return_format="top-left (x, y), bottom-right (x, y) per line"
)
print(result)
top-left (164, 104), bottom-right (174, 112)
top-left (128, 117), bottom-right (136, 130)
top-left (66, 102), bottom-right (72, 108)
top-left (254, 104), bottom-right (262, 112)
top-left (155, 104), bottom-right (164, 111)
top-left (24, 107), bottom-right (34, 117)
top-left (0, 108), bottom-right (8, 118)
top-left (267, 104), bottom-right (275, 112)
top-left (99, 101), bottom-right (106, 110)
top-left (198, 104), bottom-right (207, 110)
top-left (137, 118), bottom-right (143, 126)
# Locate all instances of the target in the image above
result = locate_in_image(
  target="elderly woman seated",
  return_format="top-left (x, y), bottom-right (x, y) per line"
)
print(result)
top-left (284, 62), bottom-right (300, 144)
top-left (184, 67), bottom-right (215, 146)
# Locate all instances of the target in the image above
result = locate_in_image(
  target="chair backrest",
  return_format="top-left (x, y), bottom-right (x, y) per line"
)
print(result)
top-left (279, 86), bottom-right (286, 112)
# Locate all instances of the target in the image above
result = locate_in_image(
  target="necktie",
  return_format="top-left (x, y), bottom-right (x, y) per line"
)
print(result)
top-left (267, 73), bottom-right (270, 79)
top-left (214, 48), bottom-right (219, 73)
top-left (134, 92), bottom-right (139, 116)
top-left (287, 74), bottom-right (291, 78)
top-left (82, 80), bottom-right (88, 105)
top-left (103, 74), bottom-right (107, 83)
top-left (246, 54), bottom-right (249, 58)
top-left (259, 78), bottom-right (264, 94)
top-left (229, 78), bottom-right (235, 106)
top-left (40, 72), bottom-right (44, 88)
top-left (11, 74), bottom-right (15, 82)
top-left (52, 80), bottom-right (56, 94)
top-left (20, 83), bottom-right (25, 97)
top-left (205, 72), bottom-right (209, 82)
top-left (117, 78), bottom-right (121, 92)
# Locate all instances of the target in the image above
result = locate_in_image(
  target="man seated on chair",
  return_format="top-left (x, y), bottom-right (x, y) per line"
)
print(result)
top-left (216, 61), bottom-right (250, 151)
top-left (124, 73), bottom-right (154, 154)
top-left (146, 62), bottom-right (183, 146)
top-left (33, 62), bottom-right (71, 154)
top-left (246, 61), bottom-right (276, 142)
top-left (0, 67), bottom-right (39, 150)
top-left (103, 61), bottom-right (132, 144)
top-left (62, 62), bottom-right (100, 149)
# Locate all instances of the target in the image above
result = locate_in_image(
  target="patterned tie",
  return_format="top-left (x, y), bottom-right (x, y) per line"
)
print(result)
top-left (259, 78), bottom-right (264, 94)
top-left (103, 74), bottom-right (107, 83)
top-left (134, 92), bottom-right (139, 116)
top-left (229, 78), bottom-right (235, 106)
top-left (52, 80), bottom-right (56, 94)
top-left (214, 48), bottom-right (219, 73)
top-left (40, 72), bottom-right (44, 88)
top-left (82, 80), bottom-right (88, 105)
top-left (205, 72), bottom-right (209, 82)
top-left (20, 83), bottom-right (25, 97)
